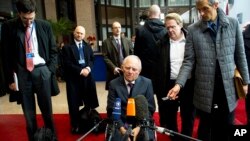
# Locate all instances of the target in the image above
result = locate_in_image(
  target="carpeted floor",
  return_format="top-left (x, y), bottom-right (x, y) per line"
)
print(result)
top-left (0, 99), bottom-right (246, 141)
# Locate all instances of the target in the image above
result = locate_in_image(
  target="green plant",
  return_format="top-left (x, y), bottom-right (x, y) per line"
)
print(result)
top-left (47, 17), bottom-right (74, 42)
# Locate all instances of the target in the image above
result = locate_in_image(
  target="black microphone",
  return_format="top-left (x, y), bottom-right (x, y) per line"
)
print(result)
top-left (107, 98), bottom-right (121, 141)
top-left (134, 95), bottom-right (150, 141)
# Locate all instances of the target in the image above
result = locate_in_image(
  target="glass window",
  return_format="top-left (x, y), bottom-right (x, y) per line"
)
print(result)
top-left (101, 0), bottom-right (109, 5)
top-left (111, 0), bottom-right (124, 6)
top-left (168, 0), bottom-right (196, 6)
top-left (139, 0), bottom-right (151, 8)
top-left (126, 0), bottom-right (130, 7)
top-left (160, 0), bottom-right (165, 7)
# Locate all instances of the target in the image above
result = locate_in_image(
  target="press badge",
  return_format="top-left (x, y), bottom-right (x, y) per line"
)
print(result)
top-left (78, 59), bottom-right (85, 65)
top-left (26, 53), bottom-right (34, 58)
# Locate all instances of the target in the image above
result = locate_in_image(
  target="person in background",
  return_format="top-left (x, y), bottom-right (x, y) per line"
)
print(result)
top-left (167, 0), bottom-right (249, 141)
top-left (102, 21), bottom-right (133, 90)
top-left (131, 35), bottom-right (136, 48)
top-left (134, 4), bottom-right (167, 81)
top-left (106, 55), bottom-right (156, 141)
top-left (243, 23), bottom-right (250, 125)
top-left (154, 13), bottom-right (195, 141)
top-left (1, 0), bottom-right (59, 140)
top-left (62, 26), bottom-right (99, 134)
top-left (56, 42), bottom-right (65, 82)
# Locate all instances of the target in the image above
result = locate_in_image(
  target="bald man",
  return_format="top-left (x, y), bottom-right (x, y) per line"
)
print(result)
top-left (134, 4), bottom-right (167, 82)
top-left (62, 26), bottom-right (99, 134)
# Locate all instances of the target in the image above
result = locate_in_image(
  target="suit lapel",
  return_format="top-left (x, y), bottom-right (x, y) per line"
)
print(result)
top-left (130, 77), bottom-right (142, 97)
top-left (71, 44), bottom-right (79, 61)
top-left (111, 37), bottom-right (119, 53)
top-left (117, 77), bottom-right (129, 100)
top-left (16, 24), bottom-right (25, 50)
top-left (121, 37), bottom-right (129, 56)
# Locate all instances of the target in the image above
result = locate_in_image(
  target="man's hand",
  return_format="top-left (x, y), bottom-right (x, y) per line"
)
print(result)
top-left (114, 67), bottom-right (122, 75)
top-left (131, 126), bottom-right (140, 141)
top-left (167, 84), bottom-right (181, 100)
top-left (243, 84), bottom-right (248, 95)
top-left (9, 83), bottom-right (18, 91)
top-left (80, 68), bottom-right (90, 77)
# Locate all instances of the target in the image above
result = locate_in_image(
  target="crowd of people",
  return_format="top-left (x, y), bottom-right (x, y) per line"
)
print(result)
top-left (0, 0), bottom-right (250, 141)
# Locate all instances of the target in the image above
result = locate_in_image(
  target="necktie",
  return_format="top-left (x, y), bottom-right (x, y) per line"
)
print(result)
top-left (78, 43), bottom-right (84, 59)
top-left (116, 39), bottom-right (124, 64)
top-left (128, 83), bottom-right (134, 95)
top-left (78, 43), bottom-right (85, 66)
top-left (25, 26), bottom-right (34, 72)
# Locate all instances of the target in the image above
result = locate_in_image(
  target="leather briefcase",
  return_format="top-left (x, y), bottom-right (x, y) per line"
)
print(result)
top-left (234, 68), bottom-right (246, 99)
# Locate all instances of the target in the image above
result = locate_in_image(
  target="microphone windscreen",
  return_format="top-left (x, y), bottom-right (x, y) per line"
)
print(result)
top-left (134, 95), bottom-right (149, 121)
top-left (126, 98), bottom-right (136, 117)
top-left (112, 98), bottom-right (121, 121)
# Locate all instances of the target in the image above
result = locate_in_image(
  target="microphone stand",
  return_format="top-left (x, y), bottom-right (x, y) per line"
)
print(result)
top-left (164, 128), bottom-right (202, 141)
top-left (147, 126), bottom-right (202, 141)
top-left (106, 121), bottom-right (118, 141)
top-left (76, 119), bottom-right (105, 141)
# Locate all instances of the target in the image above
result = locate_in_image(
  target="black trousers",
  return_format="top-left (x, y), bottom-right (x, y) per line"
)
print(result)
top-left (19, 66), bottom-right (56, 141)
top-left (157, 79), bottom-right (195, 141)
top-left (197, 74), bottom-right (234, 141)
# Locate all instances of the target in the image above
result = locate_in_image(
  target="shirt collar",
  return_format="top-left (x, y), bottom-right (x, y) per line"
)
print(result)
top-left (170, 33), bottom-right (186, 43)
top-left (124, 79), bottom-right (135, 85)
top-left (74, 40), bottom-right (82, 46)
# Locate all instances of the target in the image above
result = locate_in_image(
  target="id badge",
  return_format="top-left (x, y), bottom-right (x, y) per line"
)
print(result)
top-left (78, 59), bottom-right (85, 65)
top-left (26, 53), bottom-right (34, 58)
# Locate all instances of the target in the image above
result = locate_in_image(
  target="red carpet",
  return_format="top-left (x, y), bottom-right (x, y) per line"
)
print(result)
top-left (0, 99), bottom-right (246, 141)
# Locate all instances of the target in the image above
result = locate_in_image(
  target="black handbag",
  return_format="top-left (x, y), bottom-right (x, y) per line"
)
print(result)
top-left (79, 108), bottom-right (106, 133)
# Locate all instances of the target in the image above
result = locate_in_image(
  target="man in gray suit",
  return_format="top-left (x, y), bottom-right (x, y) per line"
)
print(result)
top-left (102, 21), bottom-right (133, 90)
top-left (106, 55), bottom-right (156, 141)
top-left (167, 0), bottom-right (249, 141)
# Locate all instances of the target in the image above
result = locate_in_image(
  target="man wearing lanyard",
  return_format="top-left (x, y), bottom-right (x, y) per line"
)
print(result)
top-left (62, 26), bottom-right (99, 134)
top-left (1, 0), bottom-right (59, 140)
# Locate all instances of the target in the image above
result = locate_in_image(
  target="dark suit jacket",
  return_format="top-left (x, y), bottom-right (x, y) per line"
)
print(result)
top-left (62, 40), bottom-right (99, 108)
top-left (107, 76), bottom-right (156, 129)
top-left (1, 18), bottom-right (59, 104)
top-left (102, 36), bottom-right (133, 89)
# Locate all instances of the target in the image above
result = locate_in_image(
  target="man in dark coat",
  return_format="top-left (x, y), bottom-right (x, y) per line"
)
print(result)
top-left (102, 21), bottom-right (133, 90)
top-left (62, 26), bottom-right (99, 134)
top-left (134, 4), bottom-right (167, 81)
top-left (1, 0), bottom-right (59, 140)
top-left (106, 55), bottom-right (156, 141)
top-left (154, 13), bottom-right (195, 141)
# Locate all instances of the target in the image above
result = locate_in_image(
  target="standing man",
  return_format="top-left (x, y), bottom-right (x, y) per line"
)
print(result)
top-left (154, 13), bottom-right (195, 141)
top-left (106, 55), bottom-right (156, 141)
top-left (1, 0), bottom-right (59, 140)
top-left (62, 26), bottom-right (99, 134)
top-left (243, 23), bottom-right (250, 125)
top-left (167, 0), bottom-right (249, 141)
top-left (134, 4), bottom-right (167, 80)
top-left (102, 21), bottom-right (133, 90)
